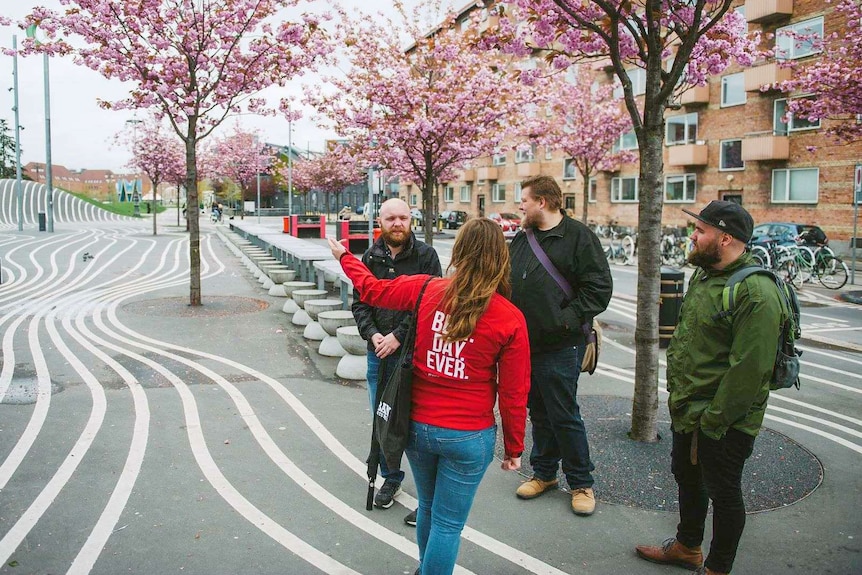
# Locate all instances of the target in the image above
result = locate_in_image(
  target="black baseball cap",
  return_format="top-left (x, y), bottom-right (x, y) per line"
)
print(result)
top-left (682, 201), bottom-right (754, 243)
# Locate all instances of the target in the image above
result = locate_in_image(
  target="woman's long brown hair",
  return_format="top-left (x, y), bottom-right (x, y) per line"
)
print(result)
top-left (441, 218), bottom-right (511, 342)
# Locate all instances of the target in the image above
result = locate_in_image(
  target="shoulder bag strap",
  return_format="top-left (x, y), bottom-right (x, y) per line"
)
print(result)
top-left (395, 276), bottom-right (435, 358)
top-left (524, 228), bottom-right (574, 300)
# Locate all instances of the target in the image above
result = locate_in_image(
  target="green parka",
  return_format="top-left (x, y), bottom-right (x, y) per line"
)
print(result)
top-left (666, 252), bottom-right (786, 440)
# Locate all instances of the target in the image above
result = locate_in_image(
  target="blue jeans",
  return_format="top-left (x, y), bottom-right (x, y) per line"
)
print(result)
top-left (406, 422), bottom-right (496, 575)
top-left (367, 351), bottom-right (405, 483)
top-left (527, 346), bottom-right (594, 489)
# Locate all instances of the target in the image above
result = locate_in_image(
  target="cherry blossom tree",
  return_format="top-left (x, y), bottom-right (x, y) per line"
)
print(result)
top-left (117, 117), bottom-right (177, 235)
top-left (526, 67), bottom-right (637, 223)
top-left (19, 0), bottom-right (331, 305)
top-left (780, 0), bottom-right (862, 143)
top-left (276, 148), bottom-right (365, 215)
top-left (486, 0), bottom-right (759, 441)
top-left (308, 2), bottom-right (534, 244)
top-left (209, 125), bottom-right (272, 220)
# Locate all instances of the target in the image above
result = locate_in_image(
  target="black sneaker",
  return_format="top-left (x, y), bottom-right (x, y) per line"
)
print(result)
top-left (404, 509), bottom-right (417, 527)
top-left (374, 479), bottom-right (402, 509)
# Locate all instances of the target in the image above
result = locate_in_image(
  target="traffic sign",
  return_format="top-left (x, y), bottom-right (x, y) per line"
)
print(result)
top-left (855, 163), bottom-right (862, 205)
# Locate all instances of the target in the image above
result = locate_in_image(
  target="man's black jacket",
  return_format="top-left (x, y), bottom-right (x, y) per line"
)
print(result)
top-left (352, 232), bottom-right (442, 352)
top-left (509, 216), bottom-right (613, 352)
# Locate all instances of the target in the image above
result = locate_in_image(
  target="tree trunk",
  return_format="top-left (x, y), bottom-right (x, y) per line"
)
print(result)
top-left (581, 171), bottom-right (590, 224)
top-left (152, 179), bottom-right (158, 236)
top-left (185, 122), bottom-right (201, 306)
top-left (629, 119), bottom-right (665, 442)
top-left (421, 156), bottom-right (436, 246)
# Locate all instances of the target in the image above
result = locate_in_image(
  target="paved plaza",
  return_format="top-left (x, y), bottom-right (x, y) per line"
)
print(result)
top-left (0, 207), bottom-right (860, 574)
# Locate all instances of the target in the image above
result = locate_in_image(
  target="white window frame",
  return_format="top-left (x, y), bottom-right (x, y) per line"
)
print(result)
top-left (666, 112), bottom-right (698, 146)
top-left (720, 73), bottom-right (746, 107)
top-left (492, 152), bottom-right (507, 166)
top-left (491, 183), bottom-right (506, 203)
top-left (774, 98), bottom-right (821, 134)
top-left (776, 17), bottom-right (824, 60)
top-left (719, 139), bottom-right (745, 171)
top-left (459, 185), bottom-right (471, 202)
top-left (443, 185), bottom-right (454, 203)
top-left (563, 158), bottom-right (577, 180)
top-left (612, 68), bottom-right (646, 98)
top-left (515, 144), bottom-right (537, 163)
top-left (410, 193), bottom-right (418, 205)
top-left (514, 182), bottom-right (522, 202)
top-left (772, 168), bottom-right (819, 204)
top-left (664, 173), bottom-right (697, 203)
top-left (611, 176), bottom-right (639, 203)
top-left (588, 178), bottom-right (597, 203)
top-left (613, 130), bottom-right (638, 152)
top-left (544, 145), bottom-right (553, 160)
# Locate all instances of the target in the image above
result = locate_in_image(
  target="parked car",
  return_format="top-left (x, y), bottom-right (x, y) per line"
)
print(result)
top-left (488, 212), bottom-right (521, 239)
top-left (410, 208), bottom-right (424, 226)
top-left (750, 222), bottom-right (806, 246)
top-left (438, 210), bottom-right (468, 229)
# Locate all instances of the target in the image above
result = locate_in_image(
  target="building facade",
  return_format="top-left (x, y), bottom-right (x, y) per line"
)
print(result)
top-left (414, 0), bottom-right (860, 241)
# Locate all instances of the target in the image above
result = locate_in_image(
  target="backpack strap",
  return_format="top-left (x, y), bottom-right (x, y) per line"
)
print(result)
top-left (712, 266), bottom-right (776, 321)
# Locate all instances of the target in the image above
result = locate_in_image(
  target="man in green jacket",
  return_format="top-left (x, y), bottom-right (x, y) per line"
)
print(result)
top-left (636, 201), bottom-right (785, 575)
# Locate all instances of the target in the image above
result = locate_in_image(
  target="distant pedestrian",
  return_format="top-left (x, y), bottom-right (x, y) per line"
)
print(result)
top-left (329, 217), bottom-right (530, 575)
top-left (636, 201), bottom-right (786, 575)
top-left (508, 175), bottom-right (612, 517)
top-left (351, 198), bottom-right (441, 511)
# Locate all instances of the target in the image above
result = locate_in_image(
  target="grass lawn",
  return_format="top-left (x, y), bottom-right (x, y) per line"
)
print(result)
top-left (66, 190), bottom-right (169, 217)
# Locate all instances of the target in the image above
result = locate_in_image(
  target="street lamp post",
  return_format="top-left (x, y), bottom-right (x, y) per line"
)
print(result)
top-left (12, 35), bottom-right (24, 232)
top-left (287, 118), bottom-right (293, 216)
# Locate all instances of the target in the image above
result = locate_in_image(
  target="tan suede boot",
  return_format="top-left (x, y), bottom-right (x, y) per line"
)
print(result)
top-left (570, 487), bottom-right (596, 516)
top-left (515, 477), bottom-right (558, 499)
top-left (635, 537), bottom-right (704, 570)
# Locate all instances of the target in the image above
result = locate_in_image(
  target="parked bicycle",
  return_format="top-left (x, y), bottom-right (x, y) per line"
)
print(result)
top-left (660, 232), bottom-right (687, 267)
top-left (605, 231), bottom-right (635, 265)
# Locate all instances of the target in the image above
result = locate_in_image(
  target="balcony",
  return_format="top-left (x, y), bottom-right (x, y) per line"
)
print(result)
top-left (744, 0), bottom-right (793, 24)
top-left (667, 143), bottom-right (708, 166)
top-left (741, 132), bottom-right (789, 161)
top-left (516, 162), bottom-right (541, 177)
top-left (476, 166), bottom-right (499, 180)
top-left (744, 62), bottom-right (791, 92)
top-left (461, 169), bottom-right (475, 182)
top-left (679, 85), bottom-right (710, 106)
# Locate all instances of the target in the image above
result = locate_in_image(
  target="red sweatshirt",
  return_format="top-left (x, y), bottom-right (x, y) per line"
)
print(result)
top-left (340, 254), bottom-right (531, 457)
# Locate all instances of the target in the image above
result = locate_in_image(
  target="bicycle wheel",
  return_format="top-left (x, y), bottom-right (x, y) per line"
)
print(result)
top-left (817, 255), bottom-right (849, 289)
top-left (750, 245), bottom-right (770, 268)
top-left (621, 235), bottom-right (636, 264)
top-left (798, 245), bottom-right (815, 268)
top-left (778, 259), bottom-right (802, 289)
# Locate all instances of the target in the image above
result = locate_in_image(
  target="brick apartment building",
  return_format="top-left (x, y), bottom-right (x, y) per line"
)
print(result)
top-left (409, 0), bottom-right (861, 242)
top-left (24, 162), bottom-right (163, 203)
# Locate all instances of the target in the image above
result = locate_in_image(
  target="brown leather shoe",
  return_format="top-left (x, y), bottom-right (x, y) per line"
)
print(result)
top-left (635, 537), bottom-right (704, 570)
top-left (516, 477), bottom-right (558, 499)
top-left (570, 487), bottom-right (596, 516)
top-left (693, 567), bottom-right (728, 575)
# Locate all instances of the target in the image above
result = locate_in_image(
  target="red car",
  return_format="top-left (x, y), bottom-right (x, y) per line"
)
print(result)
top-left (488, 212), bottom-right (521, 239)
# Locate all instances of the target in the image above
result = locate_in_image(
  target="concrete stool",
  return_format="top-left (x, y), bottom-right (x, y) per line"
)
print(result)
top-left (336, 326), bottom-right (368, 380)
top-left (302, 299), bottom-right (343, 341)
top-left (318, 311), bottom-right (356, 357)
top-left (269, 269), bottom-right (297, 284)
top-left (281, 281), bottom-right (316, 314)
top-left (291, 289), bottom-right (328, 326)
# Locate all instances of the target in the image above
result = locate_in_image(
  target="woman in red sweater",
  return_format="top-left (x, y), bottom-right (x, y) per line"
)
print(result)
top-left (329, 218), bottom-right (530, 575)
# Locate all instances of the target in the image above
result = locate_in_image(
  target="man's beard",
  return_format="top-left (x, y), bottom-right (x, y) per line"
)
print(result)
top-left (521, 212), bottom-right (538, 229)
top-left (382, 228), bottom-right (409, 247)
top-left (687, 237), bottom-right (721, 268)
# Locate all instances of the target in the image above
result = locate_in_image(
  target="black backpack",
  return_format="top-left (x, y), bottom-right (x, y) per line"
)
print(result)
top-left (712, 266), bottom-right (802, 390)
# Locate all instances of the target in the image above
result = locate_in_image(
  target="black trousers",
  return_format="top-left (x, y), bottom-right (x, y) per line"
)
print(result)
top-left (671, 427), bottom-right (756, 573)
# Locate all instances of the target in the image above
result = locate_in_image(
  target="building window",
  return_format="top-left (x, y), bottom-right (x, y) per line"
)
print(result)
top-left (721, 73), bottom-right (746, 107)
top-left (666, 113), bottom-right (698, 145)
top-left (664, 174), bottom-right (697, 202)
top-left (410, 193), bottom-right (418, 205)
top-left (563, 158), bottom-right (577, 180)
top-left (492, 152), bottom-right (507, 166)
top-left (588, 178), bottom-right (597, 203)
top-left (544, 145), bottom-right (553, 160)
top-left (443, 185), bottom-right (454, 202)
top-left (613, 67), bottom-right (646, 98)
top-left (459, 185), bottom-right (471, 202)
top-left (776, 17), bottom-right (823, 60)
top-left (516, 144), bottom-right (537, 163)
top-left (611, 177), bottom-right (638, 202)
top-left (613, 130), bottom-right (638, 152)
top-left (719, 139), bottom-right (744, 171)
top-left (774, 98), bottom-right (821, 134)
top-left (514, 182), bottom-right (522, 202)
top-left (492, 183), bottom-right (506, 202)
top-left (735, 5), bottom-right (748, 33)
top-left (772, 168), bottom-right (818, 203)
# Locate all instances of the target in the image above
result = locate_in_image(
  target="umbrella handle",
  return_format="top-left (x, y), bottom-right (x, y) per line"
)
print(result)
top-left (366, 479), bottom-right (375, 511)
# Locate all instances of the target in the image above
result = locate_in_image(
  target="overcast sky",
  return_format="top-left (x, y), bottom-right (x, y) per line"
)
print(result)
top-left (1, 0), bottom-right (429, 173)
